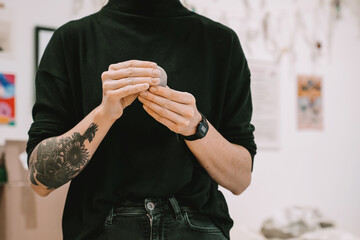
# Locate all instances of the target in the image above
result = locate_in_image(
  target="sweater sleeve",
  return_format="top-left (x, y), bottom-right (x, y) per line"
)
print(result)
top-left (26, 28), bottom-right (76, 165)
top-left (218, 31), bottom-right (257, 169)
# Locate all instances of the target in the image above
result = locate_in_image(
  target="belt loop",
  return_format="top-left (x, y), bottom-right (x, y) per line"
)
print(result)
top-left (105, 207), bottom-right (114, 225)
top-left (168, 196), bottom-right (182, 220)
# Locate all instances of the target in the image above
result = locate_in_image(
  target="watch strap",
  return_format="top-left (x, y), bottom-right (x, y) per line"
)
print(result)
top-left (178, 112), bottom-right (208, 141)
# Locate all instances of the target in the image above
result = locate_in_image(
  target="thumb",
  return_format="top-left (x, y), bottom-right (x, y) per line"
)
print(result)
top-left (123, 95), bottom-right (138, 108)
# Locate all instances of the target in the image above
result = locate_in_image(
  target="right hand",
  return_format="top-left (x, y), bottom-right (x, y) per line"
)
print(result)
top-left (100, 60), bottom-right (161, 121)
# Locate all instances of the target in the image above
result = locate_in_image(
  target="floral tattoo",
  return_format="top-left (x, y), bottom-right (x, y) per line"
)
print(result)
top-left (30, 123), bottom-right (98, 189)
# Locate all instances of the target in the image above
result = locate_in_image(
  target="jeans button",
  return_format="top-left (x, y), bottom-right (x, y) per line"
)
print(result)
top-left (146, 202), bottom-right (155, 211)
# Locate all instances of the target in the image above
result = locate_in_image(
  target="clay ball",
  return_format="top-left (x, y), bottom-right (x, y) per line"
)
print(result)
top-left (157, 66), bottom-right (167, 87)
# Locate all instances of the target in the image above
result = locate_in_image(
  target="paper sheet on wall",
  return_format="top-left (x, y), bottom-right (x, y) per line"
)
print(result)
top-left (0, 21), bottom-right (11, 55)
top-left (249, 61), bottom-right (280, 149)
top-left (0, 6), bottom-right (14, 59)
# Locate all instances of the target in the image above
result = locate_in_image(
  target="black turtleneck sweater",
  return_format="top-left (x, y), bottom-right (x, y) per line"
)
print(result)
top-left (27, 0), bottom-right (256, 239)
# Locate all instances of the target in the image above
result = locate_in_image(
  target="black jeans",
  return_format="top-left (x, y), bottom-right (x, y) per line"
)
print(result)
top-left (97, 197), bottom-right (228, 240)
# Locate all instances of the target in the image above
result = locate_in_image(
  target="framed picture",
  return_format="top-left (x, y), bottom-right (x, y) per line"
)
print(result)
top-left (35, 26), bottom-right (56, 70)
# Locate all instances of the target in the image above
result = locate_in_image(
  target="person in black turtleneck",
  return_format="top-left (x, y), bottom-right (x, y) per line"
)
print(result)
top-left (26, 0), bottom-right (257, 239)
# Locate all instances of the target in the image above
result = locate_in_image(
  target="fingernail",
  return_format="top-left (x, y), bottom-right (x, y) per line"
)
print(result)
top-left (150, 62), bottom-right (157, 68)
top-left (149, 87), bottom-right (157, 92)
top-left (151, 78), bottom-right (161, 85)
top-left (144, 83), bottom-right (149, 89)
top-left (152, 69), bottom-right (160, 77)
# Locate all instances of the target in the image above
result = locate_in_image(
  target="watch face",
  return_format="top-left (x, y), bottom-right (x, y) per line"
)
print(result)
top-left (198, 121), bottom-right (208, 138)
top-left (200, 125), bottom-right (207, 134)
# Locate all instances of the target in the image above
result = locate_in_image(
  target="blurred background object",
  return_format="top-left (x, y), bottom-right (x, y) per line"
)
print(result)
top-left (0, 146), bottom-right (7, 185)
top-left (0, 0), bottom-right (359, 239)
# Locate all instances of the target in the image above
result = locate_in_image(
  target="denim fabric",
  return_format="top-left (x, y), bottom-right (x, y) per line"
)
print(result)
top-left (96, 197), bottom-right (228, 240)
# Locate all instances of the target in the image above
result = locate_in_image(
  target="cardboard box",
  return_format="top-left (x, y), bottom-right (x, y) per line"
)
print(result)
top-left (3, 140), bottom-right (27, 183)
top-left (0, 182), bottom-right (69, 240)
top-left (0, 140), bottom-right (69, 240)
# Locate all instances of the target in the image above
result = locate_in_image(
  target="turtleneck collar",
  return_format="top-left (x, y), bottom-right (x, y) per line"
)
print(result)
top-left (103, 0), bottom-right (193, 18)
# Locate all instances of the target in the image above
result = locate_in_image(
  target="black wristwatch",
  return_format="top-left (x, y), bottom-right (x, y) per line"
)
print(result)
top-left (179, 112), bottom-right (209, 141)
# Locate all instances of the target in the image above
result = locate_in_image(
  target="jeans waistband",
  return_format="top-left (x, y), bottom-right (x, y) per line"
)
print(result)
top-left (106, 196), bottom-right (191, 224)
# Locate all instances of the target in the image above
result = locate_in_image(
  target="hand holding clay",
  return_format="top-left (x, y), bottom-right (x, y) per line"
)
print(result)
top-left (100, 60), bottom-right (159, 120)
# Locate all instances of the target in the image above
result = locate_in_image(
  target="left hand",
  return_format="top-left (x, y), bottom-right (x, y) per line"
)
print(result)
top-left (138, 86), bottom-right (202, 136)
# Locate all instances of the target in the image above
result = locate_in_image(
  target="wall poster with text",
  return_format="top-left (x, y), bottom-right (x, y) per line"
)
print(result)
top-left (249, 61), bottom-right (280, 149)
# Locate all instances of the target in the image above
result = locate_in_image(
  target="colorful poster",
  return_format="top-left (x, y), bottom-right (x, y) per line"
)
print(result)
top-left (0, 73), bottom-right (15, 125)
top-left (297, 75), bottom-right (323, 130)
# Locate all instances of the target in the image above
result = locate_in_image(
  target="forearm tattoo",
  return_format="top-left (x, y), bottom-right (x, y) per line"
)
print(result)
top-left (30, 123), bottom-right (98, 189)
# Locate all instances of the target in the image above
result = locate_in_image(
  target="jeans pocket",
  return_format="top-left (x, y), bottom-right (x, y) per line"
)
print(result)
top-left (183, 211), bottom-right (222, 233)
top-left (102, 213), bottom-right (149, 239)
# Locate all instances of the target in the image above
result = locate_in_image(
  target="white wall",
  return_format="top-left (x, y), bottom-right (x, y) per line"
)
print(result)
top-left (0, 0), bottom-right (103, 144)
top-left (187, 0), bottom-right (360, 238)
top-left (0, 0), bottom-right (359, 239)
